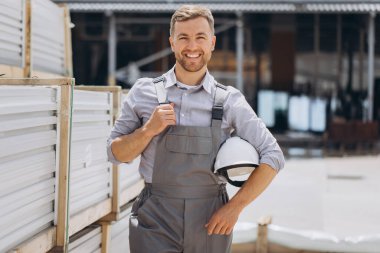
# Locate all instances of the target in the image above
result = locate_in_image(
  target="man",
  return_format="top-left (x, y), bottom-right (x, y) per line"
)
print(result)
top-left (107, 5), bottom-right (285, 253)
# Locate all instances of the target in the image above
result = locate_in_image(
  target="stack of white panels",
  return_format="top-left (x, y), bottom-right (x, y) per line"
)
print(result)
top-left (110, 207), bottom-right (132, 253)
top-left (119, 156), bottom-right (142, 205)
top-left (68, 225), bottom-right (102, 253)
top-left (31, 0), bottom-right (66, 75)
top-left (0, 86), bottom-right (58, 252)
top-left (70, 90), bottom-right (112, 216)
top-left (0, 0), bottom-right (24, 67)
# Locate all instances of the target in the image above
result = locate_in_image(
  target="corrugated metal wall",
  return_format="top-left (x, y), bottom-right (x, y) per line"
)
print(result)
top-left (0, 0), bottom-right (24, 67)
top-left (0, 86), bottom-right (58, 252)
top-left (110, 207), bottom-right (131, 253)
top-left (31, 0), bottom-right (66, 75)
top-left (70, 90), bottom-right (112, 216)
top-left (68, 225), bottom-right (102, 253)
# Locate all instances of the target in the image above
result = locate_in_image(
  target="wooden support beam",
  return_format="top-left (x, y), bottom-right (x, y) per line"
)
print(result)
top-left (12, 227), bottom-right (56, 253)
top-left (30, 70), bottom-right (67, 79)
top-left (112, 165), bottom-right (121, 214)
top-left (55, 83), bottom-right (74, 252)
top-left (0, 78), bottom-right (74, 86)
top-left (0, 65), bottom-right (24, 78)
top-left (63, 5), bottom-right (73, 77)
top-left (23, 0), bottom-right (31, 78)
top-left (99, 222), bottom-right (111, 253)
top-left (256, 216), bottom-right (272, 253)
top-left (69, 198), bottom-right (112, 237)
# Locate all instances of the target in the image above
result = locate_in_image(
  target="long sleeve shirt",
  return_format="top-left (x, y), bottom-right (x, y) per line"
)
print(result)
top-left (107, 66), bottom-right (285, 183)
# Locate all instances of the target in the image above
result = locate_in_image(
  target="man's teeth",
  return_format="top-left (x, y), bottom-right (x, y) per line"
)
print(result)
top-left (186, 54), bottom-right (200, 58)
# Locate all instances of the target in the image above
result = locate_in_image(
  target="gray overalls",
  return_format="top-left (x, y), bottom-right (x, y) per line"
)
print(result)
top-left (129, 77), bottom-right (232, 253)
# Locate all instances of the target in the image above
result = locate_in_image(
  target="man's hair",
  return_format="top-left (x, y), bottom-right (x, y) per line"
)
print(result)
top-left (170, 5), bottom-right (215, 36)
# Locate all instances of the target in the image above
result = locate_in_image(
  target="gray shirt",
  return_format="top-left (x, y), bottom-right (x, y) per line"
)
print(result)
top-left (107, 66), bottom-right (285, 183)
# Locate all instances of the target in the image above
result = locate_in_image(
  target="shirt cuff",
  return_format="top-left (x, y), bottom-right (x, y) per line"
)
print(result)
top-left (260, 153), bottom-right (285, 173)
top-left (107, 139), bottom-right (122, 165)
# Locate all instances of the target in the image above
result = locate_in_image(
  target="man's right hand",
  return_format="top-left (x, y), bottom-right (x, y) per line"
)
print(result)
top-left (144, 103), bottom-right (176, 137)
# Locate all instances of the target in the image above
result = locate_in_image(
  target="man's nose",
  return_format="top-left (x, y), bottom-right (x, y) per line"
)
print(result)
top-left (186, 39), bottom-right (198, 50)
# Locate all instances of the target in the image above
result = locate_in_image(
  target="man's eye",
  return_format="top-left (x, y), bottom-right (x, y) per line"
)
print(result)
top-left (197, 37), bottom-right (206, 40)
top-left (179, 37), bottom-right (187, 40)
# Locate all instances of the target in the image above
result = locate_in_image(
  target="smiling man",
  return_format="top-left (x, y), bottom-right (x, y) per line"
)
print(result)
top-left (107, 5), bottom-right (285, 253)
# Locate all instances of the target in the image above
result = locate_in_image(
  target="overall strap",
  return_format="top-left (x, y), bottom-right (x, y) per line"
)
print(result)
top-left (212, 82), bottom-right (228, 127)
top-left (153, 76), bottom-right (168, 104)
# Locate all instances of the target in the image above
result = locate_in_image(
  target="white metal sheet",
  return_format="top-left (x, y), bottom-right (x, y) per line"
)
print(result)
top-left (0, 201), bottom-right (53, 237)
top-left (0, 5), bottom-right (21, 20)
top-left (0, 34), bottom-right (23, 47)
top-left (0, 130), bottom-right (57, 158)
top-left (0, 116), bottom-right (57, 132)
top-left (33, 35), bottom-right (64, 53)
top-left (31, 0), bottom-right (65, 75)
top-left (0, 179), bottom-right (55, 217)
top-left (69, 90), bottom-right (112, 216)
top-left (69, 226), bottom-right (102, 253)
top-left (0, 85), bottom-right (58, 252)
top-left (0, 16), bottom-right (23, 30)
top-left (0, 0), bottom-right (23, 67)
top-left (1, 0), bottom-right (22, 10)
top-left (0, 213), bottom-right (52, 252)
top-left (0, 22), bottom-right (23, 37)
top-left (70, 188), bottom-right (110, 215)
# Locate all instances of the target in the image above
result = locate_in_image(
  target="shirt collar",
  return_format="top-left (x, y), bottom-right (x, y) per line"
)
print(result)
top-left (164, 65), bottom-right (214, 95)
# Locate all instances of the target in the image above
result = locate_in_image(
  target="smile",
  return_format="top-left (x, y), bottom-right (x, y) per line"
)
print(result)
top-left (184, 53), bottom-right (201, 58)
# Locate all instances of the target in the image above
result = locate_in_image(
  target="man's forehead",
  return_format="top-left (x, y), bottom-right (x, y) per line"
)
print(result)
top-left (173, 17), bottom-right (212, 35)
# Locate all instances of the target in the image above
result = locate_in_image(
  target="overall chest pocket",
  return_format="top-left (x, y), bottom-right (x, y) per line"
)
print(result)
top-left (165, 128), bottom-right (213, 155)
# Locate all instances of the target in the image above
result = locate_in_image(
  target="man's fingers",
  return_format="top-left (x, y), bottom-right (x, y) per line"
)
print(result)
top-left (163, 114), bottom-right (176, 120)
top-left (166, 119), bottom-right (176, 125)
top-left (158, 103), bottom-right (174, 110)
top-left (206, 219), bottom-right (217, 235)
top-left (213, 222), bottom-right (225, 235)
top-left (219, 225), bottom-right (229, 235)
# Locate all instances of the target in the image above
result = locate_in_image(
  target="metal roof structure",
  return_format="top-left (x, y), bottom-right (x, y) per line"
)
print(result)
top-left (53, 0), bottom-right (380, 13)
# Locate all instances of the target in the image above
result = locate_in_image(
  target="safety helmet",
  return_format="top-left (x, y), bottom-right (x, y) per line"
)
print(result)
top-left (214, 136), bottom-right (259, 187)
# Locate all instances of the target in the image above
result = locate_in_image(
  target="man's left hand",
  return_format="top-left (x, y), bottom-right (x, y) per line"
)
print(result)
top-left (204, 202), bottom-right (242, 235)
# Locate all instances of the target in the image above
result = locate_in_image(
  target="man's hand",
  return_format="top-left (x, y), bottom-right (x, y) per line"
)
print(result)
top-left (144, 103), bottom-right (176, 136)
top-left (205, 201), bottom-right (242, 235)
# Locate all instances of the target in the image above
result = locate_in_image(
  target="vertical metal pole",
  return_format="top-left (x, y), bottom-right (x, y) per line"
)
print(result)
top-left (367, 12), bottom-right (376, 121)
top-left (108, 12), bottom-right (116, 86)
top-left (314, 14), bottom-right (320, 91)
top-left (359, 28), bottom-right (365, 91)
top-left (337, 14), bottom-right (342, 88)
top-left (236, 12), bottom-right (244, 92)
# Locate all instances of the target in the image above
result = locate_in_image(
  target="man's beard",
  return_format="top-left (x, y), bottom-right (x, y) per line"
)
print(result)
top-left (176, 52), bottom-right (209, 72)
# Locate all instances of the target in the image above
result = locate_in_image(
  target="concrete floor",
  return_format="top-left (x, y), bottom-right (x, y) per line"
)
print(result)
top-left (227, 154), bottom-right (380, 238)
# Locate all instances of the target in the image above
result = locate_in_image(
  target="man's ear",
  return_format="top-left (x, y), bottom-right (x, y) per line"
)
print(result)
top-left (169, 36), bottom-right (175, 52)
top-left (211, 35), bottom-right (216, 51)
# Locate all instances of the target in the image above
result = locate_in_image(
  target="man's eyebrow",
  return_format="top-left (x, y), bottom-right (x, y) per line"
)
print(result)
top-left (176, 32), bottom-right (209, 37)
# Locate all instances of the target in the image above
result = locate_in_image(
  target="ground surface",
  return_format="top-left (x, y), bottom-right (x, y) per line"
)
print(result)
top-left (228, 154), bottom-right (380, 238)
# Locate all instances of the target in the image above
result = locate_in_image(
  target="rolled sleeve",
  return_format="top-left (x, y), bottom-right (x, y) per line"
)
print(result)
top-left (224, 88), bottom-right (285, 172)
top-left (107, 80), bottom-right (144, 164)
top-left (107, 138), bottom-right (122, 165)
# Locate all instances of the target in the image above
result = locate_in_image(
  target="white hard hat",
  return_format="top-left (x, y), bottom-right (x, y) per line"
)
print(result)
top-left (214, 136), bottom-right (259, 187)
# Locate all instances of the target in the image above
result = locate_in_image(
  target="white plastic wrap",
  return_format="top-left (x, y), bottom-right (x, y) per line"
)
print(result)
top-left (234, 222), bottom-right (380, 253)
